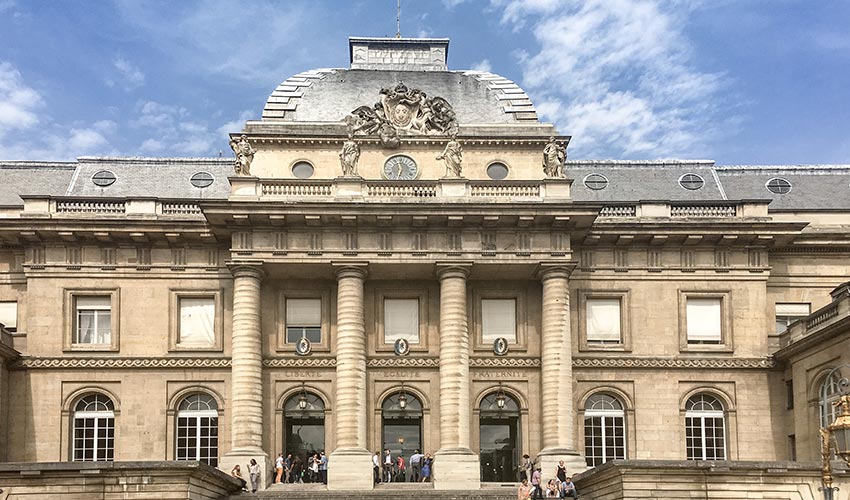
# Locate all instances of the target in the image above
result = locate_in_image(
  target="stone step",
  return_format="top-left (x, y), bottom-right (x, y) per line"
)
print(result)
top-left (224, 484), bottom-right (520, 500)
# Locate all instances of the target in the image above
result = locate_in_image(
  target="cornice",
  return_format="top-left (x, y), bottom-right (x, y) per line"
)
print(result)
top-left (573, 356), bottom-right (776, 370)
top-left (12, 357), bottom-right (231, 370)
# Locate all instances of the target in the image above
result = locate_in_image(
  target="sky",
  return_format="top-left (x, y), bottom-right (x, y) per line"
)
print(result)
top-left (0, 0), bottom-right (848, 165)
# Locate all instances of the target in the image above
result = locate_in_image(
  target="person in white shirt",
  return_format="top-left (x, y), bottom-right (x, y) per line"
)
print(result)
top-left (409, 449), bottom-right (424, 482)
top-left (248, 459), bottom-right (261, 493)
top-left (383, 449), bottom-right (393, 482)
top-left (373, 451), bottom-right (381, 484)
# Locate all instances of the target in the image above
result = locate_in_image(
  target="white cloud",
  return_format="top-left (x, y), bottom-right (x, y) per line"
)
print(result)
top-left (0, 61), bottom-right (43, 136)
top-left (217, 110), bottom-right (253, 139)
top-left (111, 57), bottom-right (146, 90)
top-left (131, 100), bottom-right (239, 157)
top-left (499, 0), bottom-right (727, 158)
top-left (470, 59), bottom-right (493, 73)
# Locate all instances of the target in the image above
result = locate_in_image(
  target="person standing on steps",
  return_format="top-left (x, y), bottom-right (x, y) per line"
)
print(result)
top-left (319, 450), bottom-right (328, 484)
top-left (531, 467), bottom-right (543, 500)
top-left (555, 460), bottom-right (567, 484)
top-left (517, 478), bottom-right (532, 500)
top-left (520, 454), bottom-right (533, 482)
top-left (274, 453), bottom-right (284, 484)
top-left (248, 459), bottom-right (260, 493)
top-left (373, 451), bottom-right (381, 484)
top-left (409, 449), bottom-right (423, 482)
top-left (383, 448), bottom-right (393, 482)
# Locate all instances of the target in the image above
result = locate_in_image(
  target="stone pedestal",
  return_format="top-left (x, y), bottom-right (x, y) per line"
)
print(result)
top-left (327, 448), bottom-right (375, 490)
top-left (333, 176), bottom-right (364, 198)
top-left (433, 449), bottom-right (481, 490)
top-left (438, 178), bottom-right (468, 197)
top-left (228, 176), bottom-right (260, 200)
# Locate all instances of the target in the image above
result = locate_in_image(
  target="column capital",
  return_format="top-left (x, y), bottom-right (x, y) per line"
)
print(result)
top-left (333, 262), bottom-right (368, 280)
top-left (436, 262), bottom-right (472, 280)
top-left (228, 261), bottom-right (266, 280)
top-left (536, 262), bottom-right (576, 281)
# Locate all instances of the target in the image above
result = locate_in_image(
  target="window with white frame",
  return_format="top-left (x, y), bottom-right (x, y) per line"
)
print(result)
top-left (75, 296), bottom-right (112, 344)
top-left (384, 298), bottom-right (420, 344)
top-left (481, 298), bottom-right (516, 343)
top-left (586, 298), bottom-right (621, 343)
top-left (0, 301), bottom-right (16, 331)
top-left (72, 393), bottom-right (115, 461)
top-left (820, 371), bottom-right (843, 428)
top-left (176, 393), bottom-right (219, 466)
top-left (685, 394), bottom-right (726, 460)
top-left (286, 298), bottom-right (322, 344)
top-left (178, 297), bottom-right (215, 347)
top-left (584, 393), bottom-right (626, 466)
top-left (686, 298), bottom-right (722, 344)
top-left (775, 302), bottom-right (810, 334)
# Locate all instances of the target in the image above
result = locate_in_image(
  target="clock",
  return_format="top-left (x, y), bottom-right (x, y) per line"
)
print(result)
top-left (382, 155), bottom-right (419, 180)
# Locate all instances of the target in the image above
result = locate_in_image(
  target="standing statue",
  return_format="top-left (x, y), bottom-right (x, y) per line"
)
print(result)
top-left (339, 131), bottom-right (361, 177)
top-left (230, 134), bottom-right (256, 176)
top-left (437, 133), bottom-right (463, 178)
top-left (542, 136), bottom-right (566, 178)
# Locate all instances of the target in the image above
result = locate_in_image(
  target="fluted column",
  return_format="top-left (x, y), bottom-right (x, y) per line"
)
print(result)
top-left (434, 263), bottom-right (479, 490)
top-left (537, 264), bottom-right (585, 473)
top-left (230, 264), bottom-right (265, 452)
top-left (328, 264), bottom-right (373, 490)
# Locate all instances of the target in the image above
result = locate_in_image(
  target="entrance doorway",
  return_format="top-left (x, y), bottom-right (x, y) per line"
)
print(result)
top-left (479, 390), bottom-right (520, 483)
top-left (381, 390), bottom-right (422, 482)
top-left (283, 390), bottom-right (325, 482)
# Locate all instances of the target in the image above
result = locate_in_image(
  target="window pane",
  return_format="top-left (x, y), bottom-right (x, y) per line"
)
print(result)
top-left (481, 299), bottom-right (516, 342)
top-left (286, 298), bottom-right (321, 326)
top-left (384, 298), bottom-right (419, 344)
top-left (179, 297), bottom-right (215, 346)
top-left (586, 298), bottom-right (621, 342)
top-left (75, 296), bottom-right (111, 344)
top-left (0, 301), bottom-right (17, 329)
top-left (686, 298), bottom-right (722, 342)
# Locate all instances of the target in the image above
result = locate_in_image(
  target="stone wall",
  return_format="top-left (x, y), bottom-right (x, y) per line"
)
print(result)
top-left (573, 460), bottom-right (849, 500)
top-left (0, 461), bottom-right (242, 499)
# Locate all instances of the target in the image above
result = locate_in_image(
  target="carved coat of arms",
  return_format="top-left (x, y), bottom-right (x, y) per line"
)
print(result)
top-left (345, 82), bottom-right (458, 148)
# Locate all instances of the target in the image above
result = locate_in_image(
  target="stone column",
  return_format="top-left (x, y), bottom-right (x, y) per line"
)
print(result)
top-left (328, 264), bottom-right (373, 490)
top-left (434, 264), bottom-right (480, 490)
top-left (536, 265), bottom-right (585, 475)
top-left (221, 264), bottom-right (270, 488)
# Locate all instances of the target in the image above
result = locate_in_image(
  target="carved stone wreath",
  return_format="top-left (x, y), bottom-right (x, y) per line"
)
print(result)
top-left (344, 82), bottom-right (459, 148)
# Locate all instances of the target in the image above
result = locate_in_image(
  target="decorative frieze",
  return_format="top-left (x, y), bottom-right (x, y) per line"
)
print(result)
top-left (573, 356), bottom-right (776, 369)
top-left (367, 357), bottom-right (438, 368)
top-left (470, 357), bottom-right (541, 368)
top-left (264, 357), bottom-right (337, 368)
top-left (12, 357), bottom-right (231, 370)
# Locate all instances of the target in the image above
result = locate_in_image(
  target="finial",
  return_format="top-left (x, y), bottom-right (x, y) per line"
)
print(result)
top-left (396, 0), bottom-right (401, 38)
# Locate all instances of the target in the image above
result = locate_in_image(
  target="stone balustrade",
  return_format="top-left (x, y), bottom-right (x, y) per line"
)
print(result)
top-left (600, 201), bottom-right (767, 219)
top-left (780, 292), bottom-right (850, 347)
top-left (21, 196), bottom-right (204, 219)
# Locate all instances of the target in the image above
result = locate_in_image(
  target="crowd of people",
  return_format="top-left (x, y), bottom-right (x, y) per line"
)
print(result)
top-left (372, 449), bottom-right (433, 484)
top-left (516, 460), bottom-right (578, 500)
top-left (273, 451), bottom-right (329, 485)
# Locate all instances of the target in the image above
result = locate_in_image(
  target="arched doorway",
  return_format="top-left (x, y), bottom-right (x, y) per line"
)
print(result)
top-left (479, 389), bottom-right (520, 483)
top-left (381, 390), bottom-right (423, 482)
top-left (284, 388), bottom-right (325, 478)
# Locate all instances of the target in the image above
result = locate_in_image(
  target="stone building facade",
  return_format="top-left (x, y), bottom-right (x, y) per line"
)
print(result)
top-left (0, 36), bottom-right (848, 493)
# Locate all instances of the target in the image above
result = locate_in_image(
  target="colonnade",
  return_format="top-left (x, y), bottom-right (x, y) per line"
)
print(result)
top-left (223, 262), bottom-right (579, 490)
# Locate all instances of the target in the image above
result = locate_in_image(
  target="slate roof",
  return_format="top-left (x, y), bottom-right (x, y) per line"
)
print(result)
top-left (567, 161), bottom-right (725, 203)
top-left (715, 165), bottom-right (850, 210)
top-left (0, 162), bottom-right (76, 207)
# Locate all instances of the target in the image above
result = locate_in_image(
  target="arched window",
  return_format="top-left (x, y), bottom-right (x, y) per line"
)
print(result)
top-left (176, 393), bottom-right (219, 466)
top-left (584, 393), bottom-right (626, 466)
top-left (685, 394), bottom-right (726, 460)
top-left (73, 393), bottom-right (115, 461)
top-left (820, 371), bottom-right (844, 428)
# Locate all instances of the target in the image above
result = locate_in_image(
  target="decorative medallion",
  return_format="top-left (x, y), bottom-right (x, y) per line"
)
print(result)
top-left (383, 155), bottom-right (419, 180)
top-left (493, 337), bottom-right (509, 356)
top-left (345, 82), bottom-right (459, 148)
top-left (295, 337), bottom-right (312, 356)
top-left (394, 338), bottom-right (410, 356)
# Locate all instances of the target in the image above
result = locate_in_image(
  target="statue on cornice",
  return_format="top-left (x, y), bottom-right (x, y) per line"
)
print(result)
top-left (437, 133), bottom-right (463, 178)
top-left (339, 131), bottom-right (361, 177)
top-left (542, 136), bottom-right (566, 178)
top-left (230, 134), bottom-right (256, 176)
top-left (345, 82), bottom-right (459, 148)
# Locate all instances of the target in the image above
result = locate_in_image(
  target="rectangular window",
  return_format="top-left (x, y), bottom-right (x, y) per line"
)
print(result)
top-left (384, 298), bottom-right (420, 344)
top-left (788, 435), bottom-right (796, 461)
top-left (75, 296), bottom-right (112, 345)
top-left (286, 298), bottom-right (322, 343)
top-left (686, 298), bottom-right (722, 344)
top-left (586, 298), bottom-right (621, 343)
top-left (178, 297), bottom-right (215, 347)
top-left (481, 298), bottom-right (516, 343)
top-left (0, 301), bottom-right (16, 331)
top-left (786, 380), bottom-right (794, 409)
top-left (775, 302), bottom-right (810, 333)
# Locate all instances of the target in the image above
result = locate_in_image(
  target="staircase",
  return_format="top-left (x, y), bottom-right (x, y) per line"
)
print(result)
top-left (224, 482), bottom-right (520, 500)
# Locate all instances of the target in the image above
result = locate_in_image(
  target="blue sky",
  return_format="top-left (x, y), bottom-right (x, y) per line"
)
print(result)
top-left (0, 0), bottom-right (848, 164)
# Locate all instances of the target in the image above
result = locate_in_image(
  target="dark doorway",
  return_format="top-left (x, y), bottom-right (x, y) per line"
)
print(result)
top-left (479, 390), bottom-right (520, 483)
top-left (381, 391), bottom-right (423, 482)
top-left (283, 391), bottom-right (325, 481)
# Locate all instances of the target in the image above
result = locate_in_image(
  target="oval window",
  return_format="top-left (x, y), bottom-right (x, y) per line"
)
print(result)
top-left (292, 161), bottom-right (315, 179)
top-left (679, 173), bottom-right (704, 190)
top-left (190, 171), bottom-right (214, 188)
top-left (583, 173), bottom-right (608, 190)
top-left (766, 178), bottom-right (791, 194)
top-left (486, 162), bottom-right (509, 180)
top-left (92, 170), bottom-right (116, 187)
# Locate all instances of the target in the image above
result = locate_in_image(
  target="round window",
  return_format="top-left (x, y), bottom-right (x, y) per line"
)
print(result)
top-left (292, 161), bottom-right (314, 179)
top-left (190, 171), bottom-right (214, 188)
top-left (583, 173), bottom-right (609, 190)
top-left (679, 173), bottom-right (705, 190)
top-left (91, 170), bottom-right (116, 187)
top-left (486, 162), bottom-right (509, 180)
top-left (766, 178), bottom-right (792, 194)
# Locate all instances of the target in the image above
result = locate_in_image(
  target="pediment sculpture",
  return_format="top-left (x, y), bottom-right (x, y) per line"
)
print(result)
top-left (344, 82), bottom-right (459, 148)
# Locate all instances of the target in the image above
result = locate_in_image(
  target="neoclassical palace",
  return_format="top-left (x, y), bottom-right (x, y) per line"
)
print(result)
top-left (0, 36), bottom-right (849, 495)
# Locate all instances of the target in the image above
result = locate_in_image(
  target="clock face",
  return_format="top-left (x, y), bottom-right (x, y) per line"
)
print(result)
top-left (382, 155), bottom-right (419, 180)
